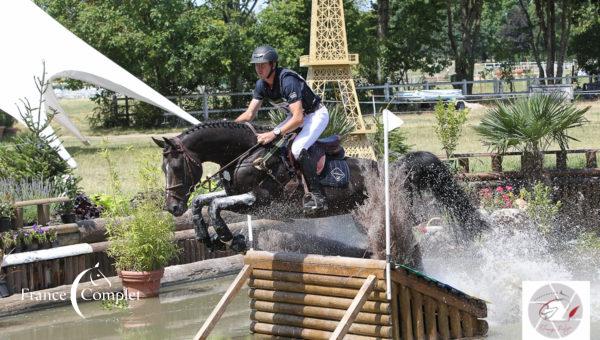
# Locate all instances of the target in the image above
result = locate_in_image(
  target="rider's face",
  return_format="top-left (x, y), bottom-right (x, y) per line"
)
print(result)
top-left (255, 62), bottom-right (273, 80)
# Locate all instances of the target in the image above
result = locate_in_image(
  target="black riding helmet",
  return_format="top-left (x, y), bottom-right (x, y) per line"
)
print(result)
top-left (250, 45), bottom-right (278, 64)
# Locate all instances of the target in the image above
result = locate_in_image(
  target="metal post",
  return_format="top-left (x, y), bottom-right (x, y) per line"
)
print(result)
top-left (526, 76), bottom-right (531, 92)
top-left (383, 111), bottom-right (391, 301)
top-left (462, 79), bottom-right (467, 95)
top-left (202, 91), bottom-right (209, 121)
top-left (384, 82), bottom-right (390, 102)
top-left (424, 81), bottom-right (429, 90)
top-left (372, 95), bottom-right (376, 115)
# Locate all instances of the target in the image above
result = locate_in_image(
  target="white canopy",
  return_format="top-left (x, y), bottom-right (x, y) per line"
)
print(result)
top-left (0, 0), bottom-right (200, 167)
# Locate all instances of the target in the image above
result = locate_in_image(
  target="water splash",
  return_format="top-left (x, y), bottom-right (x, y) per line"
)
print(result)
top-left (421, 221), bottom-right (600, 326)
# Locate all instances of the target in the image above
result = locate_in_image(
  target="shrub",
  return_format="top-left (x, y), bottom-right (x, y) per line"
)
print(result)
top-left (479, 185), bottom-right (519, 210)
top-left (520, 182), bottom-right (562, 235)
top-left (433, 100), bottom-right (468, 159)
top-left (0, 193), bottom-right (15, 219)
top-left (106, 202), bottom-right (179, 272)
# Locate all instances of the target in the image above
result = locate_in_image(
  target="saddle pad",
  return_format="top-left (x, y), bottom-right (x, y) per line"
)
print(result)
top-left (319, 159), bottom-right (350, 188)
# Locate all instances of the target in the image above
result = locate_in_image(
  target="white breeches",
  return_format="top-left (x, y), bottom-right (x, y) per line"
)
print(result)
top-left (277, 105), bottom-right (329, 159)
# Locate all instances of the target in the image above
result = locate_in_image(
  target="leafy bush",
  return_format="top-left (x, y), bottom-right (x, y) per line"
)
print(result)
top-left (520, 182), bottom-right (562, 235)
top-left (0, 193), bottom-right (15, 219)
top-left (433, 101), bottom-right (468, 159)
top-left (479, 185), bottom-right (519, 210)
top-left (106, 202), bottom-right (180, 272)
top-left (370, 114), bottom-right (411, 161)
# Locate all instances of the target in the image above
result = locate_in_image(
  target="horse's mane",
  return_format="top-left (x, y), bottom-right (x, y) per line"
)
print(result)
top-left (179, 120), bottom-right (271, 137)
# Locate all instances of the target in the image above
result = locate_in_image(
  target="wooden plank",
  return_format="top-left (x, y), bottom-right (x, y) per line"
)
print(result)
top-left (391, 269), bottom-right (486, 318)
top-left (399, 285), bottom-right (413, 340)
top-left (14, 196), bottom-right (70, 208)
top-left (250, 310), bottom-right (391, 338)
top-left (249, 278), bottom-right (387, 302)
top-left (247, 260), bottom-right (385, 279)
top-left (449, 306), bottom-right (462, 339)
top-left (438, 303), bottom-right (450, 340)
top-left (245, 250), bottom-right (386, 271)
top-left (15, 207), bottom-right (23, 229)
top-left (586, 150), bottom-right (597, 168)
top-left (250, 322), bottom-right (387, 340)
top-left (424, 296), bottom-right (437, 340)
top-left (477, 319), bottom-right (489, 336)
top-left (410, 290), bottom-right (425, 340)
top-left (390, 284), bottom-right (400, 340)
top-left (250, 300), bottom-right (391, 326)
top-left (330, 274), bottom-right (376, 340)
top-left (193, 264), bottom-right (252, 340)
top-left (491, 154), bottom-right (503, 172)
top-left (36, 204), bottom-right (48, 226)
top-left (461, 312), bottom-right (475, 337)
top-left (249, 289), bottom-right (390, 314)
top-left (251, 269), bottom-right (387, 291)
top-left (6, 267), bottom-right (15, 295)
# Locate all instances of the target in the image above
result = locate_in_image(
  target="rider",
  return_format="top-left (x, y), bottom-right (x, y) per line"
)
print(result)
top-left (235, 45), bottom-right (329, 212)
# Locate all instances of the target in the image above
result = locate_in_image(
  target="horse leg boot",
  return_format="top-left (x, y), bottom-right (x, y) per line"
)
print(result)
top-left (192, 191), bottom-right (227, 246)
top-left (208, 192), bottom-right (256, 253)
top-left (297, 149), bottom-right (327, 214)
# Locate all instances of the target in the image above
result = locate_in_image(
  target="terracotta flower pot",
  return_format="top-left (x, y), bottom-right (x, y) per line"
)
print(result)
top-left (118, 268), bottom-right (164, 298)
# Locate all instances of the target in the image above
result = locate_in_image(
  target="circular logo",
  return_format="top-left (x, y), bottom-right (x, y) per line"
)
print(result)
top-left (527, 283), bottom-right (582, 338)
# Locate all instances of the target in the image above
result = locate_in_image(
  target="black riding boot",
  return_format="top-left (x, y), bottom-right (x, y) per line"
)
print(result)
top-left (297, 149), bottom-right (327, 213)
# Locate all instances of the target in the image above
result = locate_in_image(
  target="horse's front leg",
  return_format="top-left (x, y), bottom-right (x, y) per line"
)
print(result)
top-left (208, 192), bottom-right (256, 253)
top-left (191, 190), bottom-right (227, 245)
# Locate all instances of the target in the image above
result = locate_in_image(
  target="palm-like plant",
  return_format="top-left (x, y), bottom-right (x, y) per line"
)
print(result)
top-left (474, 93), bottom-right (589, 175)
top-left (267, 104), bottom-right (355, 139)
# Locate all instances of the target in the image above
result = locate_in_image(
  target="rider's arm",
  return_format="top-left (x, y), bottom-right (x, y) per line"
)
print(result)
top-left (277, 101), bottom-right (304, 134)
top-left (235, 99), bottom-right (262, 123)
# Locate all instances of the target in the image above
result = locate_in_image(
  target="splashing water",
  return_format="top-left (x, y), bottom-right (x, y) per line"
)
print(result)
top-left (421, 222), bottom-right (600, 327)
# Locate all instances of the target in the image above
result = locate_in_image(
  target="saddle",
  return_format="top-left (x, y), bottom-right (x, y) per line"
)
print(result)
top-left (284, 135), bottom-right (350, 188)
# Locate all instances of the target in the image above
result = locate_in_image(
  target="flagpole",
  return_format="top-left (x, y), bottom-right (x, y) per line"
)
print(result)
top-left (247, 215), bottom-right (253, 250)
top-left (384, 110), bottom-right (392, 301)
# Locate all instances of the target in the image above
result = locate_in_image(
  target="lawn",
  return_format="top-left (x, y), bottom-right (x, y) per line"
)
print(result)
top-left (52, 98), bottom-right (600, 196)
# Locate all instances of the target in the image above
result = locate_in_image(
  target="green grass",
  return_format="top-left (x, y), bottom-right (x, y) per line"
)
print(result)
top-left (48, 98), bottom-right (600, 196)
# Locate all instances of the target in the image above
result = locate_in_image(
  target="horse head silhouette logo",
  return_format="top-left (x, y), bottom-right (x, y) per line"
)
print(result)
top-left (70, 262), bottom-right (111, 318)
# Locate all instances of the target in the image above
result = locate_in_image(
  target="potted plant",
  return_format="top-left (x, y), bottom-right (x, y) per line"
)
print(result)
top-left (0, 194), bottom-right (15, 232)
top-left (20, 230), bottom-right (34, 251)
top-left (106, 202), bottom-right (179, 298)
top-left (58, 175), bottom-right (80, 223)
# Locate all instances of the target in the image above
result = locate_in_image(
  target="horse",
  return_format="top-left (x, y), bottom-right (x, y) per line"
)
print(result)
top-left (152, 121), bottom-right (487, 253)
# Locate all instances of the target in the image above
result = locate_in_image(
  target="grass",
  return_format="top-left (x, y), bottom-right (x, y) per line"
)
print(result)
top-left (41, 98), bottom-right (600, 196)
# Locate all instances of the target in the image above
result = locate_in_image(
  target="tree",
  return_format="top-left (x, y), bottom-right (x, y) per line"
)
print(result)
top-left (381, 0), bottom-right (450, 83)
top-left (446, 0), bottom-right (484, 93)
top-left (517, 0), bottom-right (581, 82)
top-left (570, 2), bottom-right (600, 75)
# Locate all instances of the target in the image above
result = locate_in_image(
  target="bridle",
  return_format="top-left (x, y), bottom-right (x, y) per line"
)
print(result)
top-left (163, 137), bottom-right (203, 202)
top-left (163, 133), bottom-right (263, 202)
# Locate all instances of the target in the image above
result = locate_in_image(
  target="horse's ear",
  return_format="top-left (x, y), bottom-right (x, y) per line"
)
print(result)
top-left (152, 137), bottom-right (166, 148)
top-left (163, 137), bottom-right (176, 148)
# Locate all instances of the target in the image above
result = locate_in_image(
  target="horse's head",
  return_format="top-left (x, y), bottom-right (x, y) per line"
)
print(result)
top-left (152, 136), bottom-right (203, 216)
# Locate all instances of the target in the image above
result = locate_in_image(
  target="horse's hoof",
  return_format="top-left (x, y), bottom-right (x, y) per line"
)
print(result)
top-left (207, 234), bottom-right (227, 252)
top-left (230, 234), bottom-right (247, 254)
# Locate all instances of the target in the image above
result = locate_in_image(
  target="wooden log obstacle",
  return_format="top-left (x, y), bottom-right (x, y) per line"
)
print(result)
top-left (195, 250), bottom-right (488, 339)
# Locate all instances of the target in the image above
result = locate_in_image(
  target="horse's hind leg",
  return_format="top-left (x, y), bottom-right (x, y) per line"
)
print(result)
top-left (208, 192), bottom-right (256, 253)
top-left (192, 190), bottom-right (226, 244)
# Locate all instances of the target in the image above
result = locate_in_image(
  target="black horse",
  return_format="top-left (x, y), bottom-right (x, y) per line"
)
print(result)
top-left (153, 121), bottom-right (486, 252)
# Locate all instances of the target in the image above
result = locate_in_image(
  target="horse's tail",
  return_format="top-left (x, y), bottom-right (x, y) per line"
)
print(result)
top-left (397, 151), bottom-right (489, 241)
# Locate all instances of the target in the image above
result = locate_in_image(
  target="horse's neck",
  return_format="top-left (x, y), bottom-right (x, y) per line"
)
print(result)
top-left (182, 125), bottom-right (257, 166)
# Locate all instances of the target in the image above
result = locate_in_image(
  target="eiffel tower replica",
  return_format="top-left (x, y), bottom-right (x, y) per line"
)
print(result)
top-left (300, 0), bottom-right (376, 160)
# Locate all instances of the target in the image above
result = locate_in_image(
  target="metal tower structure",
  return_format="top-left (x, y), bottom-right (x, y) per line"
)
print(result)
top-left (300, 0), bottom-right (376, 159)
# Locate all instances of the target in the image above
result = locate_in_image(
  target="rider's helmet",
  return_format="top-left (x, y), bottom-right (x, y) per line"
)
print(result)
top-left (250, 45), bottom-right (278, 64)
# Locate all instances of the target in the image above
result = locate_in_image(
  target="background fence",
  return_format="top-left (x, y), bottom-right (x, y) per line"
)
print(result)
top-left (107, 75), bottom-right (600, 124)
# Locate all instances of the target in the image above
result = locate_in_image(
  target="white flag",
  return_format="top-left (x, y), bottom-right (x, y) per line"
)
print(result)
top-left (382, 109), bottom-right (404, 132)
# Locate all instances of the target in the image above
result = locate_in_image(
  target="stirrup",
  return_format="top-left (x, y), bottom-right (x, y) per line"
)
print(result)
top-left (303, 192), bottom-right (328, 212)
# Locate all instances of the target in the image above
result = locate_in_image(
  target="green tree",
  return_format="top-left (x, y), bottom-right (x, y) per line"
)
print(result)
top-left (570, 3), bottom-right (600, 75)
top-left (446, 0), bottom-right (484, 94)
top-left (434, 101), bottom-right (469, 159)
top-left (381, 0), bottom-right (450, 83)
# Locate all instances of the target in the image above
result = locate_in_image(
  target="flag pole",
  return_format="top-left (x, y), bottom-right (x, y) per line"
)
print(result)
top-left (247, 215), bottom-right (253, 250)
top-left (384, 110), bottom-right (392, 301)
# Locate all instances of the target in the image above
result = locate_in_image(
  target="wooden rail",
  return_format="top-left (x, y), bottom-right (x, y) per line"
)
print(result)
top-left (13, 196), bottom-right (71, 227)
top-left (450, 149), bottom-right (599, 176)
